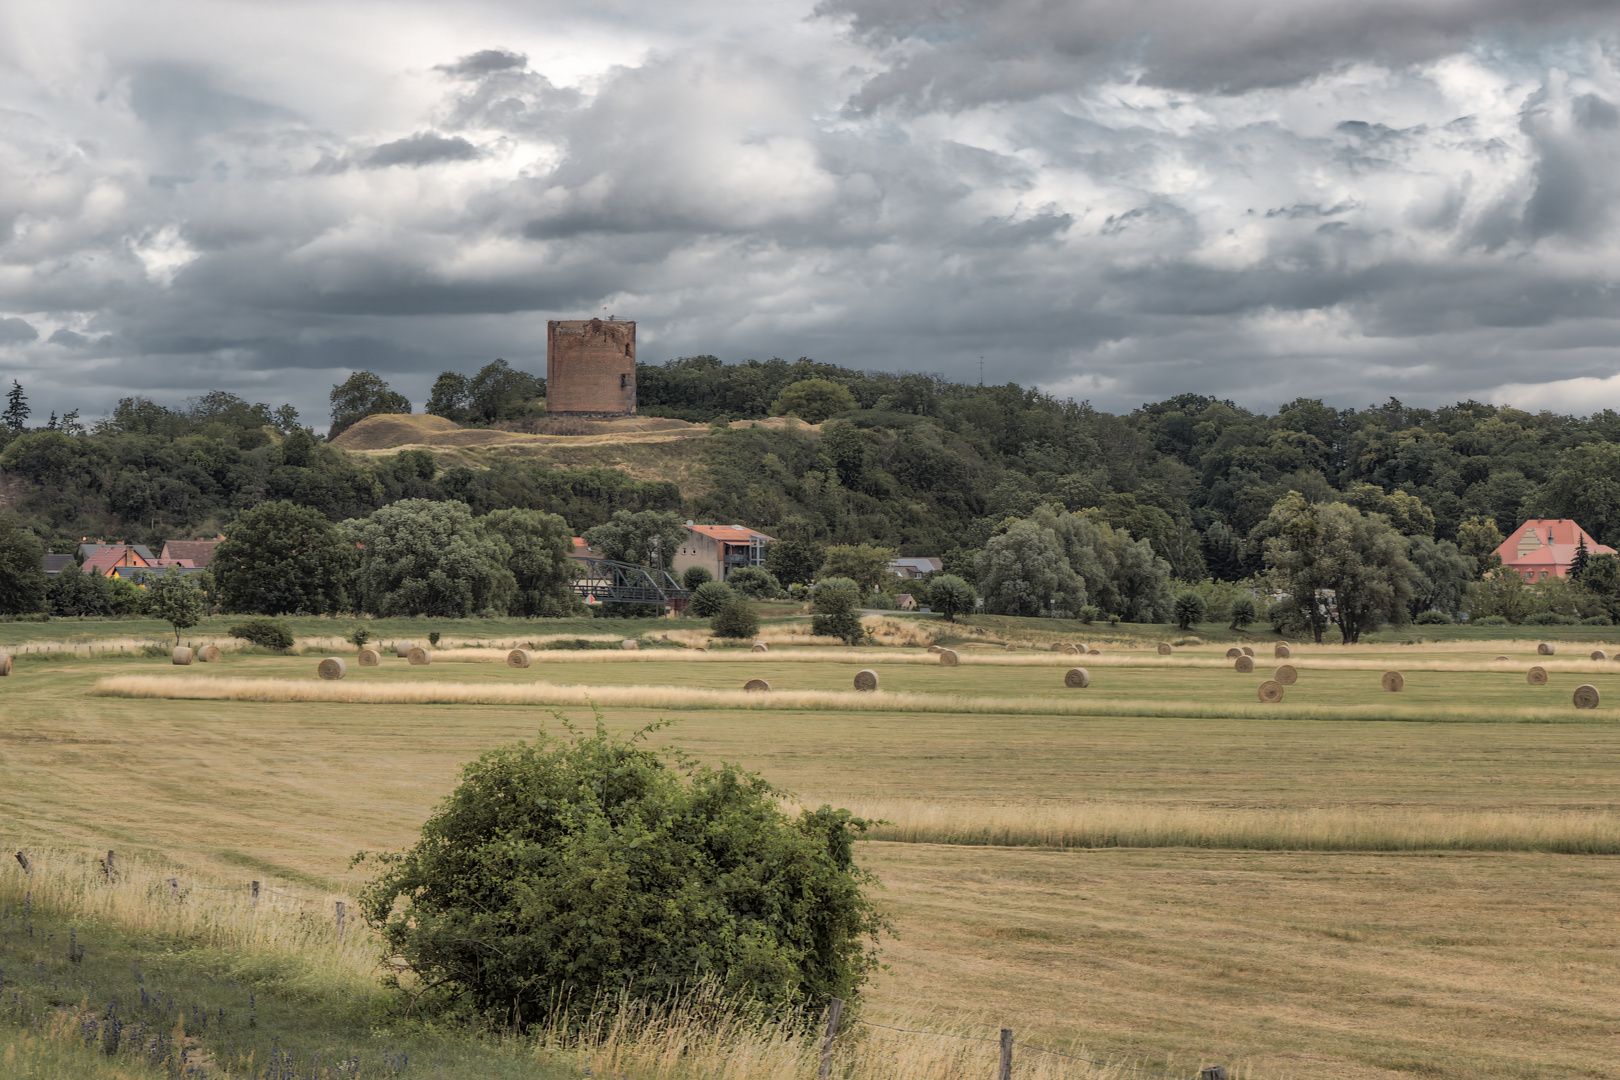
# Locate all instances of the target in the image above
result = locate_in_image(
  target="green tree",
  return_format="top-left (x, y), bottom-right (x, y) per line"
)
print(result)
top-left (1227, 595), bottom-right (1256, 629)
top-left (1456, 515), bottom-right (1505, 576)
top-left (213, 501), bottom-right (356, 615)
top-left (584, 510), bottom-right (687, 569)
top-left (480, 508), bottom-right (578, 617)
top-left (328, 371), bottom-right (411, 439)
top-left (1263, 493), bottom-right (1420, 643)
top-left (3, 380), bottom-right (29, 433)
top-left (725, 566), bottom-right (782, 599)
top-left (1464, 565), bottom-right (1536, 625)
top-left (769, 379), bottom-right (857, 424)
top-left (711, 598), bottom-right (760, 639)
top-left (465, 359), bottom-right (542, 425)
top-left (347, 499), bottom-right (514, 617)
top-left (1406, 536), bottom-right (1476, 619)
top-left (145, 567), bottom-right (207, 643)
top-left (1571, 535), bottom-right (1591, 581)
top-left (425, 372), bottom-right (470, 423)
top-left (975, 519), bottom-right (1081, 618)
top-left (45, 563), bottom-right (113, 616)
top-left (820, 543), bottom-right (897, 593)
top-left (1579, 554), bottom-right (1620, 623)
top-left (1343, 482), bottom-right (1436, 537)
top-left (1173, 591), bottom-right (1207, 630)
top-left (925, 574), bottom-right (976, 622)
top-left (0, 516), bottom-right (46, 615)
top-left (810, 576), bottom-right (865, 644)
top-left (682, 565), bottom-right (714, 591)
top-left (357, 721), bottom-right (885, 1028)
top-left (689, 580), bottom-right (736, 617)
top-left (764, 538), bottom-right (821, 586)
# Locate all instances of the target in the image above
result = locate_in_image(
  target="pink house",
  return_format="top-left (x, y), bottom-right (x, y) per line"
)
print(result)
top-left (1492, 519), bottom-right (1615, 581)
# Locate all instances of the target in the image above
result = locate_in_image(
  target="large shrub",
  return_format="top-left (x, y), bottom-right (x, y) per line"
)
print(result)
top-left (688, 580), bottom-right (736, 617)
top-left (711, 598), bottom-right (760, 639)
top-left (725, 566), bottom-right (783, 599)
top-left (1172, 591), bottom-right (1207, 630)
top-left (810, 577), bottom-right (864, 644)
top-left (228, 618), bottom-right (294, 650)
top-left (357, 722), bottom-right (886, 1029)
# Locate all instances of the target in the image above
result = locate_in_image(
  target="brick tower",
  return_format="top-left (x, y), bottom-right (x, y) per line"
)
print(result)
top-left (546, 318), bottom-right (636, 415)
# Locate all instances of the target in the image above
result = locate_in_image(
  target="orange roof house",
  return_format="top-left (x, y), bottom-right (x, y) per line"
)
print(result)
top-left (672, 523), bottom-right (774, 583)
top-left (81, 545), bottom-right (151, 578)
top-left (1493, 519), bottom-right (1615, 582)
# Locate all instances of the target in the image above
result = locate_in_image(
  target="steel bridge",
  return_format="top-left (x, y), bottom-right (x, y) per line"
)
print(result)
top-left (569, 558), bottom-right (691, 609)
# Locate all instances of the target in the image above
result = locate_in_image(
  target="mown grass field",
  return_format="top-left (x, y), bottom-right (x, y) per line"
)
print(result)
top-left (3, 631), bottom-right (1619, 1078)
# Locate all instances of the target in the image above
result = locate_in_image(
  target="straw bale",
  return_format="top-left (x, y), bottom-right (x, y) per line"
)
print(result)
top-left (752, 642), bottom-right (769, 653)
top-left (695, 647), bottom-right (708, 653)
top-left (1274, 643), bottom-right (1291, 659)
top-left (1274, 664), bottom-right (1298, 686)
top-left (408, 646), bottom-right (431, 666)
top-left (743, 678), bottom-right (770, 692)
top-left (507, 649), bottom-right (533, 668)
top-left (317, 657), bottom-right (347, 681)
top-left (1527, 666), bottom-right (1549, 686)
top-left (1004, 644), bottom-right (1017, 652)
top-left (1240, 646), bottom-right (1255, 657)
top-left (1062, 644), bottom-right (1081, 656)
top-left (396, 643), bottom-right (411, 658)
top-left (1258, 680), bottom-right (1284, 703)
top-left (1049, 642), bottom-right (1066, 652)
top-left (621, 639), bottom-right (639, 651)
top-left (1075, 643), bottom-right (1089, 653)
top-left (1538, 642), bottom-right (1555, 655)
top-left (172, 647), bottom-right (193, 666)
top-left (1156, 643), bottom-right (1172, 655)
top-left (1592, 650), bottom-right (1610, 661)
top-left (854, 669), bottom-right (879, 692)
top-left (1573, 684), bottom-right (1600, 709)
top-left (1225, 647), bottom-right (1243, 659)
top-left (1382, 670), bottom-right (1404, 692)
top-left (197, 644), bottom-right (222, 663)
top-left (928, 645), bottom-right (945, 654)
top-left (1234, 655), bottom-right (1255, 673)
top-left (1494, 655), bottom-right (1510, 661)
top-left (938, 649), bottom-right (960, 667)
top-left (358, 649), bottom-right (380, 667)
top-left (1087, 648), bottom-right (1101, 655)
top-left (1064, 667), bottom-right (1090, 688)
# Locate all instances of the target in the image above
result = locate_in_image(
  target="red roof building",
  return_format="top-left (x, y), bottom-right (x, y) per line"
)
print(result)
top-left (672, 523), bottom-right (774, 582)
top-left (1493, 519), bottom-right (1615, 582)
top-left (160, 538), bottom-right (222, 568)
top-left (81, 545), bottom-right (151, 578)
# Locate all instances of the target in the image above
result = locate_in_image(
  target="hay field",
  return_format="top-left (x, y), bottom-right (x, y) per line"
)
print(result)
top-left (5, 646), bottom-right (1620, 1077)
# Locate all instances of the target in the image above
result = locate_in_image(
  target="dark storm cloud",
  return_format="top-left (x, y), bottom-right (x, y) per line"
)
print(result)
top-left (0, 317), bottom-right (38, 344)
top-left (435, 49), bottom-right (529, 78)
top-left (363, 132), bottom-right (481, 168)
top-left (47, 328), bottom-right (91, 348)
top-left (818, 0), bottom-right (1617, 109)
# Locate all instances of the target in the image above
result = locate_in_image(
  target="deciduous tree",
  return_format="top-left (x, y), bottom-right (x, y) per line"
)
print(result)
top-left (346, 499), bottom-right (513, 617)
top-left (213, 500), bottom-right (356, 615)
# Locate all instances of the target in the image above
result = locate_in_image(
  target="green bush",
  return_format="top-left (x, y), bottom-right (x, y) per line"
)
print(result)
top-left (689, 581), bottom-right (736, 618)
top-left (1471, 614), bottom-right (1510, 626)
top-left (1413, 610), bottom-right (1453, 625)
top-left (228, 618), bottom-right (294, 650)
top-left (1524, 611), bottom-right (1577, 625)
top-left (357, 720), bottom-right (886, 1029)
top-left (1078, 605), bottom-right (1100, 624)
top-left (725, 566), bottom-right (783, 599)
top-left (810, 577), bottom-right (864, 645)
top-left (925, 575), bottom-right (977, 622)
top-left (711, 598), bottom-right (760, 639)
top-left (866, 590), bottom-right (896, 610)
top-left (1172, 591), bottom-right (1207, 630)
top-left (1228, 596), bottom-right (1257, 629)
top-left (682, 565), bottom-right (714, 591)
top-left (1581, 614), bottom-right (1613, 626)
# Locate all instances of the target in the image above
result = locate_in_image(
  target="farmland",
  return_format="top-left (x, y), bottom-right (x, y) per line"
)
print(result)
top-left (2, 619), bottom-right (1619, 1078)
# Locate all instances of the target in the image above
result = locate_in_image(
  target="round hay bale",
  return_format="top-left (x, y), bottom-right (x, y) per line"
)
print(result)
top-left (1274, 664), bottom-right (1298, 686)
top-left (408, 646), bottom-right (431, 666)
top-left (1087, 648), bottom-right (1101, 655)
top-left (743, 678), bottom-right (770, 692)
top-left (318, 657), bottom-right (347, 681)
top-left (1062, 644), bottom-right (1081, 656)
top-left (395, 643), bottom-right (411, 658)
top-left (1049, 642), bottom-right (1066, 652)
top-left (1258, 680), bottom-right (1285, 703)
top-left (1494, 655), bottom-right (1510, 661)
top-left (358, 648), bottom-right (380, 667)
top-left (1225, 647), bottom-right (1243, 659)
top-left (1234, 655), bottom-right (1255, 673)
top-left (0, 653), bottom-right (11, 676)
top-left (1527, 665), bottom-right (1549, 686)
top-left (507, 649), bottom-right (532, 668)
top-left (1382, 670), bottom-right (1404, 692)
top-left (1538, 642), bottom-right (1556, 655)
top-left (1573, 684), bottom-right (1600, 709)
top-left (928, 645), bottom-right (945, 654)
top-left (1274, 643), bottom-right (1291, 659)
top-left (751, 642), bottom-right (769, 653)
top-left (1592, 650), bottom-right (1610, 662)
top-left (197, 644), bottom-right (222, 663)
top-left (938, 649), bottom-right (960, 667)
top-left (172, 647), bottom-right (193, 666)
top-left (1075, 643), bottom-right (1089, 654)
top-left (1003, 644), bottom-right (1017, 652)
top-left (695, 646), bottom-right (709, 653)
top-left (1157, 643), bottom-right (1173, 655)
top-left (854, 669), bottom-right (879, 692)
top-left (621, 639), bottom-right (640, 651)
top-left (1064, 667), bottom-right (1090, 688)
top-left (1240, 646), bottom-right (1255, 657)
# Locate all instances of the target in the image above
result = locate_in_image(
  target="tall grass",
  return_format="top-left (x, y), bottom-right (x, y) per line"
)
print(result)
top-left (93, 673), bottom-right (1616, 723)
top-left (815, 797), bottom-right (1620, 854)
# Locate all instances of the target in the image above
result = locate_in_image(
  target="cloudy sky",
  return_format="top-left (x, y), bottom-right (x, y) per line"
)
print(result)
top-left (3, 0), bottom-right (1620, 426)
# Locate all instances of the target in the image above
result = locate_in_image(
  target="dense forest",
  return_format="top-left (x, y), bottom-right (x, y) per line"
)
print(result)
top-left (1, 355), bottom-right (1618, 629)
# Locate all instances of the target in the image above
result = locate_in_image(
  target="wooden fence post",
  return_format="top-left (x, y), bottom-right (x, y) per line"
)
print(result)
top-left (334, 900), bottom-right (347, 943)
top-left (818, 997), bottom-right (844, 1080)
top-left (167, 877), bottom-right (179, 901)
top-left (250, 881), bottom-right (260, 909)
top-left (1200, 1068), bottom-right (1227, 1080)
top-left (13, 851), bottom-right (31, 876)
top-left (101, 850), bottom-right (116, 882)
top-left (998, 1028), bottom-right (1012, 1080)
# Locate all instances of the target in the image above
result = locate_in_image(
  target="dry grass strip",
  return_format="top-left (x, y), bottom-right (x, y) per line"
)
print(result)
top-left (93, 674), bottom-right (1620, 723)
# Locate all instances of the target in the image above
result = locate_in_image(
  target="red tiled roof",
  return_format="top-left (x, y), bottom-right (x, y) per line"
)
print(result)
top-left (160, 540), bottom-right (220, 567)
top-left (1494, 519), bottom-right (1616, 566)
top-left (687, 525), bottom-right (775, 543)
top-left (82, 546), bottom-right (149, 577)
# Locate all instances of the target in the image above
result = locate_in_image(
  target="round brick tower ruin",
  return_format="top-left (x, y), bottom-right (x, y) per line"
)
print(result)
top-left (546, 318), bottom-right (636, 416)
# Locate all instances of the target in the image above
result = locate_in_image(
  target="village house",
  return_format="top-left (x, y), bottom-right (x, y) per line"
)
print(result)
top-left (79, 544), bottom-right (152, 577)
top-left (888, 556), bottom-right (942, 580)
top-left (1493, 519), bottom-right (1616, 581)
top-left (671, 523), bottom-right (774, 582)
top-left (160, 537), bottom-right (223, 567)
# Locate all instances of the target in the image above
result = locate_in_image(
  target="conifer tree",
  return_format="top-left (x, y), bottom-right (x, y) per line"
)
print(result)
top-left (3, 380), bottom-right (29, 433)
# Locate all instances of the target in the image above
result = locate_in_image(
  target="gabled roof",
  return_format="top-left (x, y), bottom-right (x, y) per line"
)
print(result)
top-left (82, 546), bottom-right (151, 577)
top-left (42, 553), bottom-right (76, 576)
top-left (686, 524), bottom-right (775, 543)
top-left (890, 557), bottom-right (943, 571)
top-left (1494, 519), bottom-right (1616, 566)
top-left (80, 543), bottom-right (154, 562)
top-left (160, 540), bottom-right (221, 567)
